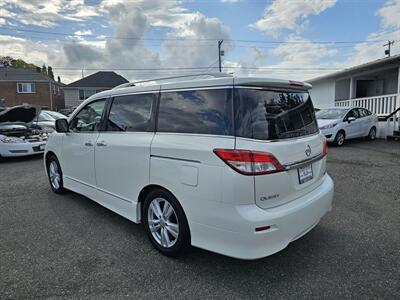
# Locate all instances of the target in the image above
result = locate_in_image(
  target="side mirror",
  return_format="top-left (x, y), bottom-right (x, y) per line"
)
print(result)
top-left (55, 118), bottom-right (69, 133)
top-left (347, 116), bottom-right (356, 123)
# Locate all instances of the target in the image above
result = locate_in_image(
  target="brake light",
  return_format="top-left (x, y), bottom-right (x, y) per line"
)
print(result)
top-left (323, 137), bottom-right (327, 156)
top-left (213, 149), bottom-right (284, 175)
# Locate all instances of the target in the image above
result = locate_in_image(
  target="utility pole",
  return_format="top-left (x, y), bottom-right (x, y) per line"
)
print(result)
top-left (383, 40), bottom-right (394, 57)
top-left (218, 40), bottom-right (224, 72)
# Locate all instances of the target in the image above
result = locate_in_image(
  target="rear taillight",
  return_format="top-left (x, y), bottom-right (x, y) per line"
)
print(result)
top-left (323, 137), bottom-right (327, 156)
top-left (213, 149), bottom-right (284, 176)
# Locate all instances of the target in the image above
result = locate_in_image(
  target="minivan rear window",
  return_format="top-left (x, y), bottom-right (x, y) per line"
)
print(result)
top-left (157, 89), bottom-right (233, 135)
top-left (234, 88), bottom-right (318, 140)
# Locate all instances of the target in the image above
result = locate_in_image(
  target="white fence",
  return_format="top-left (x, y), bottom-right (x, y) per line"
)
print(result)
top-left (335, 94), bottom-right (398, 116)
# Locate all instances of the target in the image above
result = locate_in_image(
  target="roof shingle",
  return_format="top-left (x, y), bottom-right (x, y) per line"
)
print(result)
top-left (65, 71), bottom-right (128, 88)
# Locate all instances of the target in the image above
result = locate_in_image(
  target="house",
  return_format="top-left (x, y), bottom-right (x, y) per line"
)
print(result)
top-left (308, 55), bottom-right (400, 114)
top-left (63, 71), bottom-right (128, 108)
top-left (308, 55), bottom-right (400, 139)
top-left (0, 67), bottom-right (65, 110)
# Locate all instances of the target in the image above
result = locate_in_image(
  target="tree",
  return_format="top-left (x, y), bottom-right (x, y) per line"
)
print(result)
top-left (36, 66), bottom-right (41, 73)
top-left (57, 76), bottom-right (61, 83)
top-left (48, 66), bottom-right (54, 79)
top-left (41, 64), bottom-right (47, 76)
top-left (0, 56), bottom-right (13, 67)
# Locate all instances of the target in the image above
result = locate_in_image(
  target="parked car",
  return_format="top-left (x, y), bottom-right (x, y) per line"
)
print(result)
top-left (31, 110), bottom-right (67, 133)
top-left (0, 104), bottom-right (47, 157)
top-left (45, 110), bottom-right (68, 120)
top-left (44, 76), bottom-right (334, 260)
top-left (58, 108), bottom-right (75, 117)
top-left (316, 107), bottom-right (378, 146)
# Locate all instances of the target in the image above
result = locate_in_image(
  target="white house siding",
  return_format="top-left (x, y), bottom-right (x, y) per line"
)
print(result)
top-left (64, 89), bottom-right (80, 108)
top-left (309, 79), bottom-right (335, 108)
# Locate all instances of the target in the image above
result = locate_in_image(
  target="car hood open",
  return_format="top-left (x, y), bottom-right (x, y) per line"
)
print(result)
top-left (0, 105), bottom-right (41, 124)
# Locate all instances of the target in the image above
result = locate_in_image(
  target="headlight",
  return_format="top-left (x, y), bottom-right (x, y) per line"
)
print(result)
top-left (0, 135), bottom-right (25, 143)
top-left (320, 123), bottom-right (337, 130)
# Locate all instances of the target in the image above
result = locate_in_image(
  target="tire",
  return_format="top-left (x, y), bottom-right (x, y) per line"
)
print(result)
top-left (46, 155), bottom-right (65, 194)
top-left (334, 130), bottom-right (345, 146)
top-left (143, 188), bottom-right (190, 257)
top-left (367, 127), bottom-right (376, 141)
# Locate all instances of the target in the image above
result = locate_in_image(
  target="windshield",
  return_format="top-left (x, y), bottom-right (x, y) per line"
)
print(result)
top-left (234, 88), bottom-right (318, 140)
top-left (45, 111), bottom-right (66, 120)
top-left (316, 109), bottom-right (347, 120)
top-left (37, 112), bottom-right (55, 121)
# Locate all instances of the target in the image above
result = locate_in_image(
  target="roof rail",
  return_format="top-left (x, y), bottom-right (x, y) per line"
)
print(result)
top-left (112, 72), bottom-right (232, 90)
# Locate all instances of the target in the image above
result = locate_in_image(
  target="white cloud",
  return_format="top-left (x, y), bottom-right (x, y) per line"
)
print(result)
top-left (377, 0), bottom-right (400, 29)
top-left (74, 30), bottom-right (93, 36)
top-left (251, 0), bottom-right (337, 36)
top-left (0, 0), bottom-right (101, 28)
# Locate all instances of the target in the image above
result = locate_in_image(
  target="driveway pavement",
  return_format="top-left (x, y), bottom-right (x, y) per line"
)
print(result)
top-left (1, 139), bottom-right (399, 299)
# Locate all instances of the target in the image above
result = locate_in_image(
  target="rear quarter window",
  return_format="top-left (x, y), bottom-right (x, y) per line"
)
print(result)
top-left (157, 89), bottom-right (233, 135)
top-left (234, 88), bottom-right (318, 140)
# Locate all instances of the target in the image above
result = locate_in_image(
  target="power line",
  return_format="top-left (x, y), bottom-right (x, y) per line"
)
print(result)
top-left (50, 66), bottom-right (342, 71)
top-left (0, 26), bottom-right (395, 45)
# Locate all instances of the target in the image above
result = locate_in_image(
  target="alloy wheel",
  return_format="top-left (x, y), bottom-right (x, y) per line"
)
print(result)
top-left (337, 132), bottom-right (345, 146)
top-left (49, 161), bottom-right (61, 190)
top-left (369, 128), bottom-right (376, 140)
top-left (147, 197), bottom-right (179, 248)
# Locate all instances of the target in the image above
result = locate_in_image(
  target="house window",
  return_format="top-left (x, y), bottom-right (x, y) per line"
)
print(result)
top-left (17, 83), bottom-right (36, 93)
top-left (57, 87), bottom-right (60, 96)
top-left (79, 89), bottom-right (98, 101)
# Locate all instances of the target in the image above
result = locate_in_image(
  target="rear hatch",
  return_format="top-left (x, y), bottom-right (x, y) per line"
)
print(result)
top-left (233, 83), bottom-right (326, 209)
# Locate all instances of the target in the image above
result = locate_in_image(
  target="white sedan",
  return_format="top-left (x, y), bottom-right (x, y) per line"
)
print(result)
top-left (316, 107), bottom-right (378, 146)
top-left (0, 105), bottom-right (47, 157)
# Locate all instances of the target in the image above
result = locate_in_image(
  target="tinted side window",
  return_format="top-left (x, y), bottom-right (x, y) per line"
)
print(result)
top-left (106, 94), bottom-right (155, 132)
top-left (157, 89), bottom-right (233, 135)
top-left (358, 108), bottom-right (367, 118)
top-left (346, 109), bottom-right (359, 119)
top-left (70, 99), bottom-right (106, 132)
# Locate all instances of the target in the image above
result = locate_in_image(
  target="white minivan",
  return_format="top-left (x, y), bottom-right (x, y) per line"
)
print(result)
top-left (45, 75), bottom-right (334, 259)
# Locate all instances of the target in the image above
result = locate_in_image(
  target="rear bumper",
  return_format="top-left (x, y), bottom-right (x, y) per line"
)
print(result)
top-left (190, 174), bottom-right (334, 260)
top-left (0, 141), bottom-right (46, 157)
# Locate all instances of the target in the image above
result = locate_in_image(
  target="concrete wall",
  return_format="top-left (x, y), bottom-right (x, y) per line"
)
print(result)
top-left (0, 81), bottom-right (64, 110)
top-left (309, 79), bottom-right (335, 108)
top-left (64, 89), bottom-right (80, 108)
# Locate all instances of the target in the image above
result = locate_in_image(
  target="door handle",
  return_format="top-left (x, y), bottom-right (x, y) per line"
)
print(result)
top-left (84, 141), bottom-right (93, 147)
top-left (96, 140), bottom-right (107, 147)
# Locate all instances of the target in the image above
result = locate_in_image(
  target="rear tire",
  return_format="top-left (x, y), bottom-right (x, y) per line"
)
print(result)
top-left (334, 130), bottom-right (345, 146)
top-left (46, 155), bottom-right (65, 194)
top-left (143, 188), bottom-right (190, 257)
top-left (367, 127), bottom-right (376, 141)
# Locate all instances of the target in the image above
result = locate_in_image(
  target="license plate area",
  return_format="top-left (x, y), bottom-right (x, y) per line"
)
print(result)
top-left (39, 144), bottom-right (45, 151)
top-left (298, 164), bottom-right (313, 184)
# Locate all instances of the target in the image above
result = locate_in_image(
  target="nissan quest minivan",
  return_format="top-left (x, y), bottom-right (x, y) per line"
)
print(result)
top-left (44, 75), bottom-right (334, 259)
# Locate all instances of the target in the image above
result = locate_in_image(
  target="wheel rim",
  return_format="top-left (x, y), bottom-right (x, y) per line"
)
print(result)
top-left (370, 128), bottom-right (376, 139)
top-left (147, 197), bottom-right (179, 248)
top-left (337, 133), bottom-right (345, 145)
top-left (49, 161), bottom-right (61, 189)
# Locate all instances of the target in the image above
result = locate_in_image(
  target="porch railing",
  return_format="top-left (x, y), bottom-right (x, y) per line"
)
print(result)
top-left (334, 93), bottom-right (399, 116)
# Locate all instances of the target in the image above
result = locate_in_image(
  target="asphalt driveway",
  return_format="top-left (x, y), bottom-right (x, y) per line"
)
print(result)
top-left (1, 139), bottom-right (399, 299)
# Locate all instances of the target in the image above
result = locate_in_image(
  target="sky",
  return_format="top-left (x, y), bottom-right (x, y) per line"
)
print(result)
top-left (0, 0), bottom-right (399, 84)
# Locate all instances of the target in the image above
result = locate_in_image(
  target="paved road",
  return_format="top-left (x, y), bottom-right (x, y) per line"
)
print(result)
top-left (1, 139), bottom-right (399, 299)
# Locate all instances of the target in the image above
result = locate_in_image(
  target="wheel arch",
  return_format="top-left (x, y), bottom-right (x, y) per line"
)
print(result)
top-left (137, 184), bottom-right (191, 240)
top-left (45, 151), bottom-right (57, 170)
top-left (337, 129), bottom-right (346, 138)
